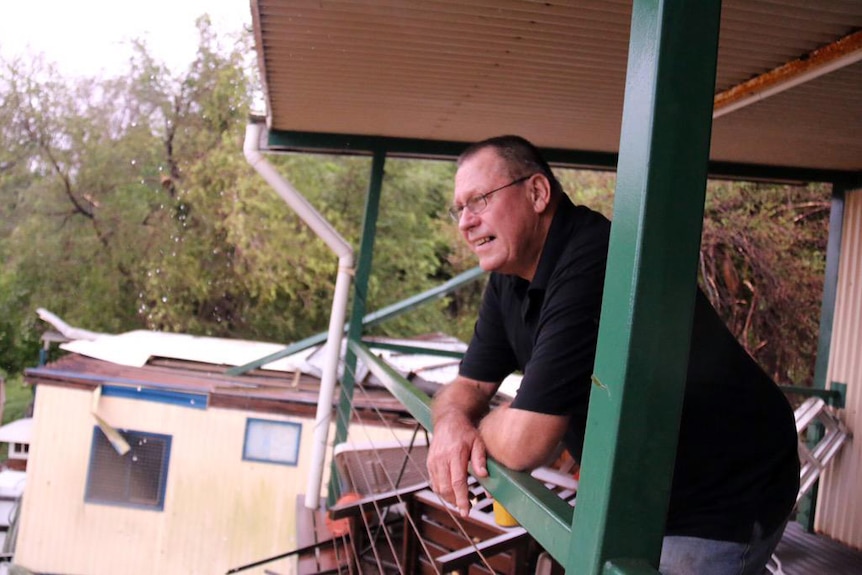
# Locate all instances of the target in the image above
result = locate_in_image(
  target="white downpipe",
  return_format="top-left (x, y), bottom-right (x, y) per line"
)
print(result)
top-left (244, 123), bottom-right (354, 509)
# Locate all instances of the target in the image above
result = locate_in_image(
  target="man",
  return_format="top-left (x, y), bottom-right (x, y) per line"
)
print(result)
top-left (427, 135), bottom-right (800, 574)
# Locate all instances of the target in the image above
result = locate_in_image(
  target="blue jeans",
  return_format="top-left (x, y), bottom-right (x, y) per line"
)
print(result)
top-left (659, 521), bottom-right (787, 575)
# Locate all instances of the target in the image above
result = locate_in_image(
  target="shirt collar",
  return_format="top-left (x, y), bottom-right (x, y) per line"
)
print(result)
top-left (529, 193), bottom-right (577, 293)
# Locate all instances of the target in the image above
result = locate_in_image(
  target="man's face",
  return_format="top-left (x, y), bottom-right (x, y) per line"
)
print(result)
top-left (453, 148), bottom-right (543, 279)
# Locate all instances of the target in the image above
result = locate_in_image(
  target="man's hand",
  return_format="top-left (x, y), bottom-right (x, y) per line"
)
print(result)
top-left (427, 412), bottom-right (488, 517)
top-left (428, 376), bottom-right (498, 517)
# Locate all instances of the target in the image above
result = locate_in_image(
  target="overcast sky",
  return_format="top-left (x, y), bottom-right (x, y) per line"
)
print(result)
top-left (0, 0), bottom-right (251, 78)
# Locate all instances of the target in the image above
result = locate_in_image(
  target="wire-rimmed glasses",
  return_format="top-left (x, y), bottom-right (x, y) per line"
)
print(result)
top-left (448, 175), bottom-right (532, 222)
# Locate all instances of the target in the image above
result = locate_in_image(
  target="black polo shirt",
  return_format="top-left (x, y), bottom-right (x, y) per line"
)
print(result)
top-left (459, 195), bottom-right (799, 542)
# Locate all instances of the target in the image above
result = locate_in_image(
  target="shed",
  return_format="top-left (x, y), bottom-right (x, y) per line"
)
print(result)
top-left (0, 418), bottom-right (32, 469)
top-left (15, 328), bottom-right (458, 575)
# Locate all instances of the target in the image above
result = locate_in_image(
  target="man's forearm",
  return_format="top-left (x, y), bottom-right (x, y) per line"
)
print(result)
top-left (431, 377), bottom-right (495, 427)
top-left (478, 404), bottom-right (568, 471)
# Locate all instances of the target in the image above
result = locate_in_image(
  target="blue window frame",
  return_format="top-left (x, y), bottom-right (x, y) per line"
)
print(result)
top-left (243, 418), bottom-right (302, 466)
top-left (85, 427), bottom-right (172, 510)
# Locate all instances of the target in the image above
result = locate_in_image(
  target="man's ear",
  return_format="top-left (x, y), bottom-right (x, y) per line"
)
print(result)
top-left (529, 174), bottom-right (553, 214)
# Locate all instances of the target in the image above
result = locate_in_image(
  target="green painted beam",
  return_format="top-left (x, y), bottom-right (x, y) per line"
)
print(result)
top-left (348, 339), bottom-right (575, 563)
top-left (265, 129), bottom-right (619, 169)
top-left (225, 266), bottom-right (484, 375)
top-left (812, 184), bottom-right (847, 391)
top-left (348, 340), bottom-right (434, 429)
top-left (361, 340), bottom-right (465, 359)
top-left (262, 127), bottom-right (860, 185)
top-left (567, 1), bottom-right (722, 573)
top-left (328, 150), bottom-right (386, 506)
top-left (479, 462), bottom-right (575, 564)
top-left (225, 332), bottom-right (328, 376)
top-left (799, 181), bottom-right (849, 530)
top-left (706, 163), bottom-right (860, 187)
top-left (361, 266), bottom-right (486, 330)
top-left (603, 559), bottom-right (662, 575)
top-left (782, 385), bottom-right (844, 407)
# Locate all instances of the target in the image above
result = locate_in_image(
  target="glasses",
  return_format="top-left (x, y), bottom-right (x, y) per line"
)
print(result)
top-left (448, 175), bottom-right (532, 222)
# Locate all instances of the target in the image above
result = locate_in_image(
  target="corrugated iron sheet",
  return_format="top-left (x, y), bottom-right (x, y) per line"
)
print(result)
top-left (256, 0), bottom-right (632, 152)
top-left (252, 0), bottom-right (862, 172)
top-left (817, 189), bottom-right (862, 550)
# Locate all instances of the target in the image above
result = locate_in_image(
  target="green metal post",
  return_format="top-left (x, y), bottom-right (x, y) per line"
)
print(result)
top-left (566, 1), bottom-right (722, 573)
top-left (327, 149), bottom-right (386, 505)
top-left (798, 182), bottom-right (847, 531)
top-left (812, 183), bottom-right (846, 392)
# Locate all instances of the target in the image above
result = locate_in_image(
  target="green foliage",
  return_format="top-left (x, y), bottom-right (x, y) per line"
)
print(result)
top-left (0, 18), bottom-right (830, 393)
top-left (2, 374), bottom-right (33, 425)
top-left (559, 168), bottom-right (616, 218)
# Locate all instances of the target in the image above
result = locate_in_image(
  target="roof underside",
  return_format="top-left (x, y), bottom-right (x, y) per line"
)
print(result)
top-left (251, 0), bottom-right (861, 179)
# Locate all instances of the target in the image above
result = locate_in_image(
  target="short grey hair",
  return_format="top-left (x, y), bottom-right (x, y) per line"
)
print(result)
top-left (457, 135), bottom-right (564, 196)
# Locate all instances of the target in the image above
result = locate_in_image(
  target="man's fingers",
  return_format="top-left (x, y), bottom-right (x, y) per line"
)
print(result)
top-left (428, 453), bottom-right (453, 503)
top-left (470, 437), bottom-right (488, 477)
top-left (450, 461), bottom-right (472, 517)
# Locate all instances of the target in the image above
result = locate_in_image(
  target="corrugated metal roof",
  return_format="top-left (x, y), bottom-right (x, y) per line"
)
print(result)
top-left (252, 0), bottom-right (862, 175)
top-left (26, 329), bottom-right (468, 419)
top-left (26, 352), bottom-right (407, 420)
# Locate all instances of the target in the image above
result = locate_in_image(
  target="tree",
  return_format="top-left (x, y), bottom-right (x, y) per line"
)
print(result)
top-left (0, 17), bottom-right (257, 374)
top-left (0, 19), bottom-right (830, 393)
top-left (700, 181), bottom-right (829, 385)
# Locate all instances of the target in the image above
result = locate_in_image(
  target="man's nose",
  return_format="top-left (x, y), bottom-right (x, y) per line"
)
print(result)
top-left (458, 208), bottom-right (479, 230)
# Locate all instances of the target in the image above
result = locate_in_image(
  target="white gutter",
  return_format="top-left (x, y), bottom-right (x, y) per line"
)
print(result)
top-left (244, 123), bottom-right (355, 509)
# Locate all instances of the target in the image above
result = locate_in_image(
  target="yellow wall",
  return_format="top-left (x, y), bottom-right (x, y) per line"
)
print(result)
top-left (17, 384), bottom-right (416, 574)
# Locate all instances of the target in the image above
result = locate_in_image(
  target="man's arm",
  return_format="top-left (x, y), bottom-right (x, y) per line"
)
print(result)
top-left (428, 375), bottom-right (570, 516)
top-left (478, 403), bottom-right (569, 470)
top-left (428, 375), bottom-right (498, 516)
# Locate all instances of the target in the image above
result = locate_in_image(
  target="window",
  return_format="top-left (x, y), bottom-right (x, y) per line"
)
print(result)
top-left (85, 427), bottom-right (172, 510)
top-left (243, 418), bottom-right (301, 466)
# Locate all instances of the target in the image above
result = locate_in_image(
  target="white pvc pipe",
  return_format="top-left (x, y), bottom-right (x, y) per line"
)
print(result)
top-left (244, 123), bottom-right (355, 509)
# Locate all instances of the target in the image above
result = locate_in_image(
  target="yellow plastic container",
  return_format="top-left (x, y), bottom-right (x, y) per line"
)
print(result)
top-left (493, 500), bottom-right (519, 527)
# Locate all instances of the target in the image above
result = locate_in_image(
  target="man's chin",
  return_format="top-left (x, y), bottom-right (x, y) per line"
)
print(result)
top-left (477, 257), bottom-right (502, 273)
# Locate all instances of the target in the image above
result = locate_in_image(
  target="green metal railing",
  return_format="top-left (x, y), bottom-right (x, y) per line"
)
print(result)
top-left (349, 339), bottom-right (576, 564)
top-left (225, 266), bottom-right (485, 376)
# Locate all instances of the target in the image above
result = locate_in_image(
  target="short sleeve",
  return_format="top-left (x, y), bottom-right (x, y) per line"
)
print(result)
top-left (458, 277), bottom-right (519, 384)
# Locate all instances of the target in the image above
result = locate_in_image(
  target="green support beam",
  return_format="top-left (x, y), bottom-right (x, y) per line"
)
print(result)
top-left (225, 266), bottom-right (484, 376)
top-left (328, 150), bottom-right (386, 505)
top-left (263, 128), bottom-right (859, 185)
top-left (360, 266), bottom-right (486, 328)
top-left (348, 340), bottom-right (434, 430)
top-left (798, 181), bottom-right (848, 531)
top-left (567, 1), bottom-right (722, 573)
top-left (361, 340), bottom-right (466, 359)
top-left (812, 183), bottom-right (847, 391)
top-left (603, 560), bottom-right (662, 575)
top-left (265, 129), bottom-right (618, 169)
